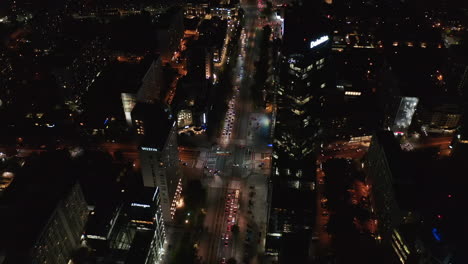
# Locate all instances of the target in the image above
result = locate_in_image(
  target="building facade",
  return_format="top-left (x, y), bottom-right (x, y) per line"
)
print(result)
top-left (267, 1), bottom-right (330, 258)
top-left (31, 183), bottom-right (89, 264)
top-left (364, 131), bottom-right (405, 240)
top-left (132, 103), bottom-right (183, 223)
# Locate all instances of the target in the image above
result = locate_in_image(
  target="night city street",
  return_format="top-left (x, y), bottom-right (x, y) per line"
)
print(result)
top-left (1, 0), bottom-right (468, 264)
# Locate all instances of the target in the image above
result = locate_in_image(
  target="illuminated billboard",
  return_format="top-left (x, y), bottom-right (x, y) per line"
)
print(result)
top-left (310, 35), bottom-right (329, 49)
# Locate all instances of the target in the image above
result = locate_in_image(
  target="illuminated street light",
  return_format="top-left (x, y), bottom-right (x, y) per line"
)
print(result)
top-left (176, 197), bottom-right (184, 208)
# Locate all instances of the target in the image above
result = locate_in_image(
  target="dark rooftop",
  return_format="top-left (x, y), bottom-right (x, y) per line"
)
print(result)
top-left (132, 102), bottom-right (175, 149)
top-left (82, 57), bottom-right (156, 127)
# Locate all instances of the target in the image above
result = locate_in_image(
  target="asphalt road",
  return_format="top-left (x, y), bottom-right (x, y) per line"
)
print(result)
top-left (199, 0), bottom-right (269, 263)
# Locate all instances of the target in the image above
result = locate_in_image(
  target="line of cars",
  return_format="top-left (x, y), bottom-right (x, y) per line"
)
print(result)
top-left (222, 97), bottom-right (236, 139)
top-left (222, 189), bottom-right (240, 248)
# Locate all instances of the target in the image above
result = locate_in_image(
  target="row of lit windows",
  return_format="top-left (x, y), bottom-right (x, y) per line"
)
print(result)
top-left (289, 58), bottom-right (325, 73)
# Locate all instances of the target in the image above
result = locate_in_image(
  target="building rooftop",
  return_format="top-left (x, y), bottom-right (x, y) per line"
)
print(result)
top-left (132, 102), bottom-right (175, 149)
top-left (82, 56), bottom-right (157, 127)
top-left (271, 179), bottom-right (316, 212)
top-left (128, 187), bottom-right (159, 224)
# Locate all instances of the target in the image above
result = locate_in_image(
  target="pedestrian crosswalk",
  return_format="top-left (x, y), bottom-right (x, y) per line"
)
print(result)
top-left (205, 151), bottom-right (218, 169)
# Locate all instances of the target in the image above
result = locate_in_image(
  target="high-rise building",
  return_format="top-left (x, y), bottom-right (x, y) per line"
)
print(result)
top-left (267, 1), bottom-right (330, 258)
top-left (120, 56), bottom-right (164, 126)
top-left (31, 183), bottom-right (89, 264)
top-left (129, 102), bottom-right (182, 264)
top-left (132, 103), bottom-right (183, 222)
top-left (365, 131), bottom-right (404, 237)
top-left (274, 1), bottom-right (331, 161)
top-left (0, 175), bottom-right (88, 264)
top-left (125, 187), bottom-right (166, 264)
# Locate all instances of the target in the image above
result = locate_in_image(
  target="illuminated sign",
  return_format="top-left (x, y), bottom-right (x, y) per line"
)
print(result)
top-left (131, 203), bottom-right (151, 208)
top-left (310, 36), bottom-right (329, 49)
top-left (141, 147), bottom-right (158, 152)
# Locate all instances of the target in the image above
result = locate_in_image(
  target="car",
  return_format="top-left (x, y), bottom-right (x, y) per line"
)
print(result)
top-left (322, 211), bottom-right (329, 217)
top-left (183, 162), bottom-right (188, 166)
top-left (224, 241), bottom-right (229, 247)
